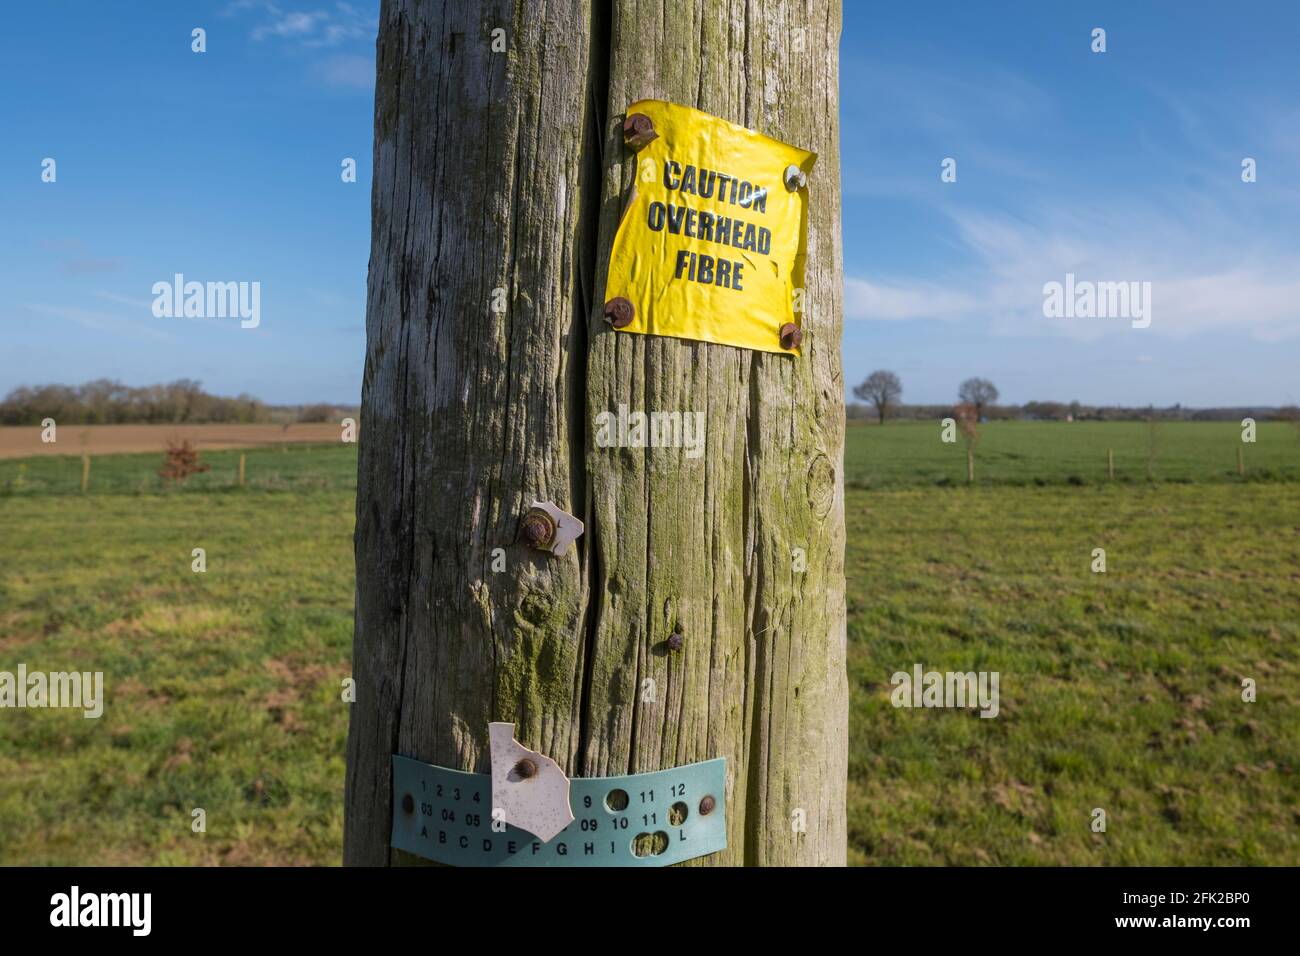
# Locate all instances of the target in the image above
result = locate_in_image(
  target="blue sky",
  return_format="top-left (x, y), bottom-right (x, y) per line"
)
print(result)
top-left (2, 1), bottom-right (1297, 407)
top-left (1, 2), bottom-right (375, 405)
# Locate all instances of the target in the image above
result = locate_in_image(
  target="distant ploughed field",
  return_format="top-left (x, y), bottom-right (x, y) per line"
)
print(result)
top-left (0, 423), bottom-right (348, 459)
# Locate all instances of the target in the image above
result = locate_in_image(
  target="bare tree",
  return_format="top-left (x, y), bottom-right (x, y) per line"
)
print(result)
top-left (954, 402), bottom-right (979, 483)
top-left (958, 377), bottom-right (999, 419)
top-left (853, 370), bottom-right (902, 424)
top-left (1146, 407), bottom-right (1161, 480)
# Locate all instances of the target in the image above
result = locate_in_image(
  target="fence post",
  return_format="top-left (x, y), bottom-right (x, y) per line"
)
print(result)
top-left (238, 453), bottom-right (246, 487)
top-left (81, 454), bottom-right (90, 493)
top-left (1237, 444), bottom-right (1244, 477)
top-left (1108, 448), bottom-right (1114, 480)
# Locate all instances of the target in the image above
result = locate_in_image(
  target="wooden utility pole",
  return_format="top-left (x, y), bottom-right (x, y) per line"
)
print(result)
top-left (345, 0), bottom-right (846, 866)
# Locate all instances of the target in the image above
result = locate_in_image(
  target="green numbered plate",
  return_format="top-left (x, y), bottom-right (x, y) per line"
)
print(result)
top-left (390, 754), bottom-right (727, 867)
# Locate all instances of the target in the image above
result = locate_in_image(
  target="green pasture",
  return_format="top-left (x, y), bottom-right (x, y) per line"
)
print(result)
top-left (844, 419), bottom-right (1300, 488)
top-left (1, 428), bottom-right (1296, 864)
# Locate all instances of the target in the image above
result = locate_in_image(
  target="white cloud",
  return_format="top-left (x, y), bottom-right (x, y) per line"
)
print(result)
top-left (1152, 269), bottom-right (1300, 341)
top-left (844, 277), bottom-right (980, 322)
top-left (846, 203), bottom-right (1300, 343)
top-left (244, 2), bottom-right (372, 48)
top-left (254, 11), bottom-right (321, 40)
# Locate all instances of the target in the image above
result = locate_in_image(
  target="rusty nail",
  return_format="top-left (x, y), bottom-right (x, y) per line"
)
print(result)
top-left (520, 508), bottom-right (556, 549)
top-left (402, 793), bottom-right (414, 814)
top-left (604, 297), bottom-right (634, 329)
top-left (667, 631), bottom-right (683, 652)
top-left (784, 164), bottom-right (807, 191)
top-left (699, 795), bottom-right (716, 816)
top-left (623, 112), bottom-right (657, 149)
top-left (779, 323), bottom-right (803, 350)
top-left (514, 758), bottom-right (538, 780)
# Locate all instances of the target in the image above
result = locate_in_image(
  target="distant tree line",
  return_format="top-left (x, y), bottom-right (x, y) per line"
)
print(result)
top-left (0, 380), bottom-right (355, 426)
top-left (849, 370), bottom-right (1298, 423)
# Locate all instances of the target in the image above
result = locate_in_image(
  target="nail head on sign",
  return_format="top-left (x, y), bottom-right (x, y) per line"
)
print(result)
top-left (623, 112), bottom-right (657, 149)
top-left (604, 297), bottom-right (635, 329)
top-left (784, 164), bottom-right (807, 191)
top-left (699, 795), bottom-right (717, 816)
top-left (779, 323), bottom-right (803, 350)
top-left (524, 500), bottom-right (585, 556)
top-left (520, 509), bottom-right (556, 549)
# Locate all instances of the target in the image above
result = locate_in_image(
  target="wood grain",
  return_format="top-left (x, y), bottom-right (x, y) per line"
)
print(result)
top-left (345, 0), bottom-right (846, 867)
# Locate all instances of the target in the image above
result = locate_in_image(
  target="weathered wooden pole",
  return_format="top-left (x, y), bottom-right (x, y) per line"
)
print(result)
top-left (345, 0), bottom-right (846, 867)
top-left (80, 454), bottom-right (90, 493)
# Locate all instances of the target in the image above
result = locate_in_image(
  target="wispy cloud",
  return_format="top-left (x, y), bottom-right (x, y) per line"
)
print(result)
top-left (842, 50), bottom-right (1300, 345)
top-left (93, 291), bottom-right (153, 309)
top-left (314, 53), bottom-right (372, 89)
top-left (846, 201), bottom-right (1300, 343)
top-left (25, 304), bottom-right (178, 344)
top-left (254, 11), bottom-right (321, 40)
top-left (63, 258), bottom-right (123, 275)
top-left (40, 240), bottom-right (126, 276)
top-left (844, 277), bottom-right (980, 322)
top-left (234, 1), bottom-right (373, 49)
top-left (839, 56), bottom-right (1061, 202)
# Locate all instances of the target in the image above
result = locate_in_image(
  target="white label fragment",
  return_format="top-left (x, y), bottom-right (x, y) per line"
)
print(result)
top-left (530, 500), bottom-right (584, 556)
top-left (488, 722), bottom-right (574, 843)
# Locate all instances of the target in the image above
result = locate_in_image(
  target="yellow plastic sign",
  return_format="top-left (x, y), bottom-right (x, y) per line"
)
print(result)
top-left (605, 99), bottom-right (815, 354)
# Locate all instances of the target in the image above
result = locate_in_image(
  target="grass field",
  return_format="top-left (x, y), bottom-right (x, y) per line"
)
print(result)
top-left (1, 424), bottom-right (1297, 864)
top-left (845, 419), bottom-right (1300, 487)
top-left (0, 488), bottom-right (354, 865)
top-left (846, 482), bottom-right (1299, 864)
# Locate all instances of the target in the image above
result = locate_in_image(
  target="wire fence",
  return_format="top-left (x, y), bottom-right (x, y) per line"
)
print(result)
top-left (4, 422), bottom-right (1299, 497)
top-left (0, 444), bottom-right (358, 496)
